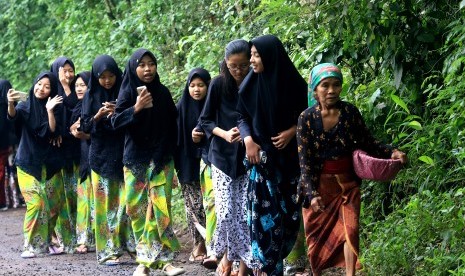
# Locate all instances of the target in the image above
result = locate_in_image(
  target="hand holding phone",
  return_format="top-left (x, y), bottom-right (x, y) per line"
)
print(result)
top-left (136, 86), bottom-right (146, 95)
top-left (17, 92), bottom-right (29, 102)
top-left (7, 89), bottom-right (28, 102)
top-left (136, 86), bottom-right (153, 108)
top-left (192, 127), bottom-right (205, 143)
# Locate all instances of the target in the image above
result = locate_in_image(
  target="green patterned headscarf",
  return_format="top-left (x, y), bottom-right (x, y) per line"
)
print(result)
top-left (309, 63), bottom-right (343, 92)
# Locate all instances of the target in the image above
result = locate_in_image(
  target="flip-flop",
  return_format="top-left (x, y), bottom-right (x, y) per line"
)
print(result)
top-left (104, 258), bottom-right (121, 266)
top-left (162, 263), bottom-right (185, 276)
top-left (188, 252), bottom-right (206, 262)
top-left (49, 245), bottom-right (64, 255)
top-left (132, 264), bottom-right (149, 276)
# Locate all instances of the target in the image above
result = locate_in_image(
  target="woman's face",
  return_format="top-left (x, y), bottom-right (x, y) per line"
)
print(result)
top-left (226, 52), bottom-right (250, 85)
top-left (315, 77), bottom-right (342, 108)
top-left (34, 77), bottom-right (51, 100)
top-left (188, 77), bottom-right (207, 101)
top-left (62, 63), bottom-right (75, 84)
top-left (98, 70), bottom-right (117, 90)
top-left (250, 45), bottom-right (264, 73)
top-left (75, 77), bottom-right (88, 100)
top-left (136, 54), bottom-right (157, 83)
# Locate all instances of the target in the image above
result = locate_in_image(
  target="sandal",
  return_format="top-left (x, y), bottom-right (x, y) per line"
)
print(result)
top-left (48, 245), bottom-right (64, 255)
top-left (189, 251), bottom-right (206, 262)
top-left (133, 264), bottom-right (150, 276)
top-left (75, 244), bottom-right (88, 254)
top-left (216, 261), bottom-right (232, 276)
top-left (202, 255), bottom-right (218, 269)
top-left (162, 263), bottom-right (185, 276)
top-left (104, 257), bottom-right (120, 266)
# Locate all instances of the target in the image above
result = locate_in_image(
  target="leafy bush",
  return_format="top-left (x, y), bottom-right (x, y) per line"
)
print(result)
top-left (361, 188), bottom-right (465, 275)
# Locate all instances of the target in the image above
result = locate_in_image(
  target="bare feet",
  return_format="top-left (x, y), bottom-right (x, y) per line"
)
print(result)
top-left (75, 244), bottom-right (88, 254)
top-left (202, 255), bottom-right (218, 269)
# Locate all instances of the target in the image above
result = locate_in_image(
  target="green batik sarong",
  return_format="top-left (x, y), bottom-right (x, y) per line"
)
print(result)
top-left (92, 170), bottom-right (134, 264)
top-left (17, 166), bottom-right (70, 255)
top-left (76, 175), bottom-right (95, 250)
top-left (200, 161), bottom-right (216, 257)
top-left (283, 217), bottom-right (309, 275)
top-left (124, 160), bottom-right (180, 269)
top-left (56, 163), bottom-right (79, 249)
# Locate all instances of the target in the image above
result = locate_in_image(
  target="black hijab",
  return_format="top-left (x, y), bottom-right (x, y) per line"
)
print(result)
top-left (70, 71), bottom-right (91, 125)
top-left (238, 35), bottom-right (307, 180)
top-left (23, 72), bottom-right (61, 133)
top-left (117, 48), bottom-right (175, 147)
top-left (0, 79), bottom-right (12, 106)
top-left (50, 56), bottom-right (78, 108)
top-left (0, 79), bottom-right (14, 149)
top-left (239, 34), bottom-right (307, 141)
top-left (81, 55), bottom-right (124, 180)
top-left (69, 71), bottom-right (91, 183)
top-left (77, 71), bottom-right (91, 87)
top-left (81, 54), bottom-right (122, 123)
top-left (113, 48), bottom-right (178, 178)
top-left (176, 68), bottom-right (211, 157)
top-left (14, 72), bottom-right (64, 180)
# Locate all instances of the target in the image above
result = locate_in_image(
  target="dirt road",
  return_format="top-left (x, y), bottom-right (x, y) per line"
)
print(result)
top-left (0, 208), bottom-right (213, 276)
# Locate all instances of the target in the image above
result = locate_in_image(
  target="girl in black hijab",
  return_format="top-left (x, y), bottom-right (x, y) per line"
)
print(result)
top-left (199, 39), bottom-right (254, 275)
top-left (50, 56), bottom-right (79, 252)
top-left (0, 79), bottom-right (15, 209)
top-left (175, 68), bottom-right (213, 263)
top-left (6, 72), bottom-right (68, 258)
top-left (81, 55), bottom-right (134, 265)
top-left (50, 56), bottom-right (78, 107)
top-left (69, 71), bottom-right (94, 254)
top-left (111, 48), bottom-right (184, 276)
top-left (237, 34), bottom-right (308, 276)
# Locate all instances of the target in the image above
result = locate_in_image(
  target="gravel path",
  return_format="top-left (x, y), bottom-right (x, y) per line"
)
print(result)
top-left (0, 208), bottom-right (213, 276)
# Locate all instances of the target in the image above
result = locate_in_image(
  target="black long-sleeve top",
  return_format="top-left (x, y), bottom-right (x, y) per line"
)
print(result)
top-left (80, 93), bottom-right (124, 181)
top-left (8, 100), bottom-right (63, 180)
top-left (199, 77), bottom-right (245, 178)
top-left (111, 84), bottom-right (177, 178)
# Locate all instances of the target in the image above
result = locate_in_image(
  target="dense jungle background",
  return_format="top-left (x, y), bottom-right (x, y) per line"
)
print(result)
top-left (1, 0), bottom-right (465, 274)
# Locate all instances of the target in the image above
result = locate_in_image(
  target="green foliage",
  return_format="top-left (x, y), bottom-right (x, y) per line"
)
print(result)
top-left (171, 186), bottom-right (188, 231)
top-left (0, 0), bottom-right (56, 91)
top-left (361, 188), bottom-right (465, 275)
top-left (2, 0), bottom-right (465, 273)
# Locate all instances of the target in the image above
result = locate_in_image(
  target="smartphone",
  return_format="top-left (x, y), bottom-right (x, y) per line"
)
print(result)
top-left (16, 91), bottom-right (29, 102)
top-left (136, 86), bottom-right (153, 108)
top-left (136, 86), bottom-right (147, 95)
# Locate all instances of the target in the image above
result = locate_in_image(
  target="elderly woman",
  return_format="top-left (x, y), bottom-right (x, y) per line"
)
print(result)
top-left (296, 63), bottom-right (407, 276)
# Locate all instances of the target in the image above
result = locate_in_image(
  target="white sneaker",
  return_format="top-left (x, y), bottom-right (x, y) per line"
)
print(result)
top-left (21, 251), bottom-right (36, 258)
top-left (133, 264), bottom-right (149, 276)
